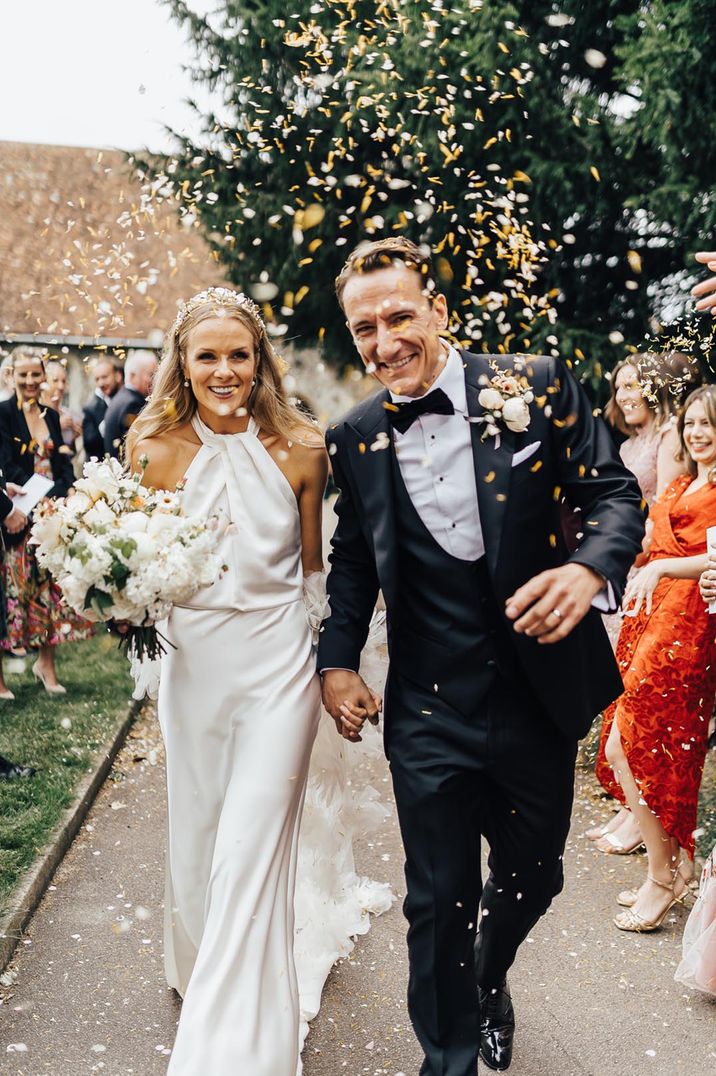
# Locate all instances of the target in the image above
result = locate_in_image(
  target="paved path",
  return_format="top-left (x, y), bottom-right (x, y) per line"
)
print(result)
top-left (1, 706), bottom-right (715, 1076)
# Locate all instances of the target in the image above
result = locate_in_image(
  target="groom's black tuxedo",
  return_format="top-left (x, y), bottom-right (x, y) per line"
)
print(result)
top-left (319, 351), bottom-right (644, 739)
top-left (319, 351), bottom-right (645, 1076)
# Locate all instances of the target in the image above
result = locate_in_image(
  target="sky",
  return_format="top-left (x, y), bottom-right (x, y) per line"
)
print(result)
top-left (0, 0), bottom-right (217, 152)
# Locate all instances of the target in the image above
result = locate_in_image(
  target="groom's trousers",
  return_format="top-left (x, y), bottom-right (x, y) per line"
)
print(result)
top-left (385, 669), bottom-right (578, 1076)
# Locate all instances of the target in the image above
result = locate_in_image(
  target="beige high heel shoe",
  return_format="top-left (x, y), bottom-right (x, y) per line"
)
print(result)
top-left (617, 862), bottom-right (692, 909)
top-left (614, 875), bottom-right (682, 932)
top-left (32, 663), bottom-right (67, 696)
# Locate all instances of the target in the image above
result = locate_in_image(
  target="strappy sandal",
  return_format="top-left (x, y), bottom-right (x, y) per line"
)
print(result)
top-left (595, 831), bottom-right (645, 855)
top-left (617, 863), bottom-right (692, 909)
top-left (614, 875), bottom-right (682, 932)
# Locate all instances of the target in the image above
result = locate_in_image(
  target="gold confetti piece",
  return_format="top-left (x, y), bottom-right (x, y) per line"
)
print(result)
top-left (590, 165), bottom-right (601, 182)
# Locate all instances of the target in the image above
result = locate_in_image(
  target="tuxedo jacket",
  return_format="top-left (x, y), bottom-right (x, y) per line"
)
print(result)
top-left (317, 352), bottom-right (646, 739)
top-left (82, 393), bottom-right (108, 460)
top-left (0, 396), bottom-right (75, 546)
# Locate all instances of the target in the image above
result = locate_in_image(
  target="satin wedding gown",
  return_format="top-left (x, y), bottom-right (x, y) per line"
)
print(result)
top-left (153, 414), bottom-right (391, 1075)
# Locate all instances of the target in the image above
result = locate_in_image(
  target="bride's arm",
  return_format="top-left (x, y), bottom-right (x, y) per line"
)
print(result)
top-left (296, 435), bottom-right (329, 573)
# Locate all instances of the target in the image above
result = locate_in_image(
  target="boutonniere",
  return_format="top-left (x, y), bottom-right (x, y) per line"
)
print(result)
top-left (476, 372), bottom-right (533, 445)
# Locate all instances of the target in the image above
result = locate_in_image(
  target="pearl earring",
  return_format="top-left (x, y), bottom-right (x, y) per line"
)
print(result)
top-left (184, 378), bottom-right (190, 387)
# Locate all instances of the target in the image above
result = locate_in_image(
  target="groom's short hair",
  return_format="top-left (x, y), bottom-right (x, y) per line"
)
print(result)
top-left (335, 237), bottom-right (437, 310)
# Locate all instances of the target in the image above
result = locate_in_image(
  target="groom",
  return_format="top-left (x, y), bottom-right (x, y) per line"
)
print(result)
top-left (318, 237), bottom-right (645, 1074)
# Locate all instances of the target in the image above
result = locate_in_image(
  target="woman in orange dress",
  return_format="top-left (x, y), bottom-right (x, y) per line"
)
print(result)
top-left (596, 386), bottom-right (716, 932)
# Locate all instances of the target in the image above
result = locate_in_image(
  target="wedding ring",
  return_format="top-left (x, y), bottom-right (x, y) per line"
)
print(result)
top-left (550, 608), bottom-right (563, 620)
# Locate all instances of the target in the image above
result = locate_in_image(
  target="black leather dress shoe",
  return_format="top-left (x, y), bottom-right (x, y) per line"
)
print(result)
top-left (0, 758), bottom-right (35, 780)
top-left (478, 980), bottom-right (515, 1071)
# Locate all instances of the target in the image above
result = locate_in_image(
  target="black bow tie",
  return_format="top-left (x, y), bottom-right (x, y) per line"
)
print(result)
top-left (386, 387), bottom-right (455, 434)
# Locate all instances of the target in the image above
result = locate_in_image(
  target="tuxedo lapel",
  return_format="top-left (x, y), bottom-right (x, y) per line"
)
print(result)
top-left (345, 392), bottom-right (397, 608)
top-left (462, 352), bottom-right (515, 576)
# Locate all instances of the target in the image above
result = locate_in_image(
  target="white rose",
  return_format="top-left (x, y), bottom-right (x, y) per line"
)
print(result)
top-left (478, 387), bottom-right (504, 411)
top-left (146, 511), bottom-right (183, 539)
top-left (121, 512), bottom-right (150, 534)
top-left (126, 532), bottom-right (156, 567)
top-left (502, 396), bottom-right (531, 433)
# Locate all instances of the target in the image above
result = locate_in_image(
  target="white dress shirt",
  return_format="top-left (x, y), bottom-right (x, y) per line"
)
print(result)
top-left (391, 346), bottom-right (484, 562)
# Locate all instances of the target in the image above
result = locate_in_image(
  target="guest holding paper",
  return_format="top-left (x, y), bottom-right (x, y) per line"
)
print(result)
top-left (595, 386), bottom-right (716, 931)
top-left (0, 347), bottom-right (92, 694)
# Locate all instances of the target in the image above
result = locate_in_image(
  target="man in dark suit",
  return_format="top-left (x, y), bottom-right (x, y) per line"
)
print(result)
top-left (82, 357), bottom-right (123, 459)
top-left (103, 350), bottom-right (157, 460)
top-left (318, 238), bottom-right (645, 1075)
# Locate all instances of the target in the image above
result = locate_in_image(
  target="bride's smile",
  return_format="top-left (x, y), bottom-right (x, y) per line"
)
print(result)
top-left (184, 317), bottom-right (258, 430)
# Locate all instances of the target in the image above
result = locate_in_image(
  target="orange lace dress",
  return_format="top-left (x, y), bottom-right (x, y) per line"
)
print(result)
top-left (595, 475), bottom-right (716, 858)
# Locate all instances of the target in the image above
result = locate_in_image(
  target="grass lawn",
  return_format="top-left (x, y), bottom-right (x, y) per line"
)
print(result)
top-left (0, 633), bottom-right (132, 913)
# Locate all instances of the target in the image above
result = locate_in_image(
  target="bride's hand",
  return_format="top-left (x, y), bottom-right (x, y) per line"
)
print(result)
top-left (321, 669), bottom-right (381, 742)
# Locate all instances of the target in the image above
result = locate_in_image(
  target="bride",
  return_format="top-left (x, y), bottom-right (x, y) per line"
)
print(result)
top-left (126, 287), bottom-right (389, 1074)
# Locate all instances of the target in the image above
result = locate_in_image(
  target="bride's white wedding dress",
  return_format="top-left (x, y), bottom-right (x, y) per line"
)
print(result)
top-left (150, 414), bottom-right (391, 1075)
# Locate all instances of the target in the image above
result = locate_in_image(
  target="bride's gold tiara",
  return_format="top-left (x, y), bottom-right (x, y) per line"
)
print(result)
top-left (172, 287), bottom-right (264, 338)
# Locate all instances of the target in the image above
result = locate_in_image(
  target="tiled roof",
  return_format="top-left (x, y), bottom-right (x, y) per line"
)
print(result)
top-left (0, 141), bottom-right (228, 341)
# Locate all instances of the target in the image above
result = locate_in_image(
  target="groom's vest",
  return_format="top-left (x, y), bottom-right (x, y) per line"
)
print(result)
top-left (389, 452), bottom-right (518, 716)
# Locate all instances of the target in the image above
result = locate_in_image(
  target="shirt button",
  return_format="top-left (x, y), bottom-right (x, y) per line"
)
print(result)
top-left (439, 477), bottom-right (444, 482)
top-left (451, 523), bottom-right (456, 528)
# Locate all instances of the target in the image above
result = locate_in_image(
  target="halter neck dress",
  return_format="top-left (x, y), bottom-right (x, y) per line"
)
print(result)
top-left (160, 414), bottom-right (320, 1075)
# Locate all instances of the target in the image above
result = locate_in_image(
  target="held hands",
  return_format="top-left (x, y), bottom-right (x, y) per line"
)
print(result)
top-left (505, 563), bottom-right (604, 644)
top-left (700, 552), bottom-right (716, 605)
top-left (693, 252), bottom-right (716, 316)
top-left (622, 560), bottom-right (668, 617)
top-left (320, 669), bottom-right (382, 743)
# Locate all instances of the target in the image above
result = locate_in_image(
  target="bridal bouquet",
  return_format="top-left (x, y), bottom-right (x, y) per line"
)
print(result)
top-left (30, 457), bottom-right (221, 660)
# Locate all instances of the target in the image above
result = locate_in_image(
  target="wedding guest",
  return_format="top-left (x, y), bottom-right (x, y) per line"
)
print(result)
top-left (41, 358), bottom-right (82, 451)
top-left (0, 347), bottom-right (92, 694)
top-left (82, 357), bottom-right (123, 460)
top-left (589, 353), bottom-right (697, 852)
top-left (0, 356), bottom-right (15, 402)
top-left (103, 350), bottom-right (157, 460)
top-left (596, 386), bottom-right (716, 932)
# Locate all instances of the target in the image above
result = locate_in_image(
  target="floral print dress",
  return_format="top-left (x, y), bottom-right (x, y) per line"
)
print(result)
top-left (2, 442), bottom-right (92, 651)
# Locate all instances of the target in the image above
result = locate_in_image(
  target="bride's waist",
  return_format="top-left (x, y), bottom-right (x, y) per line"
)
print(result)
top-left (173, 594), bottom-right (303, 614)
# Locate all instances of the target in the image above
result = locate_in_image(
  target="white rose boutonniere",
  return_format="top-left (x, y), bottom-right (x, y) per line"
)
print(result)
top-left (476, 370), bottom-right (534, 445)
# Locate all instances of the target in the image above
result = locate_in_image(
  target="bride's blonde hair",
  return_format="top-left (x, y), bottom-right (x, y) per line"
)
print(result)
top-left (126, 290), bottom-right (317, 458)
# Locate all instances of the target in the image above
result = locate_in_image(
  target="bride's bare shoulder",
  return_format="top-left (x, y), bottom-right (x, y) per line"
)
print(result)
top-left (129, 423), bottom-right (201, 488)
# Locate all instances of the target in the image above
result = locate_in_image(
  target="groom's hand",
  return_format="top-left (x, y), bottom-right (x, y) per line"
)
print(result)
top-left (320, 669), bottom-right (381, 742)
top-left (505, 563), bottom-right (604, 644)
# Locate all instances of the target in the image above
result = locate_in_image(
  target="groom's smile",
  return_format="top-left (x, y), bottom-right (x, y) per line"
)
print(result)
top-left (342, 263), bottom-right (449, 398)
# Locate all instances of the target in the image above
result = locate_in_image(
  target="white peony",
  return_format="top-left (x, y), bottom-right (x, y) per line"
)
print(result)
top-left (65, 491), bottom-right (93, 515)
top-left (30, 512), bottom-right (64, 552)
top-left (478, 387), bottom-right (505, 412)
top-left (502, 396), bottom-right (531, 433)
top-left (74, 459), bottom-right (123, 504)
